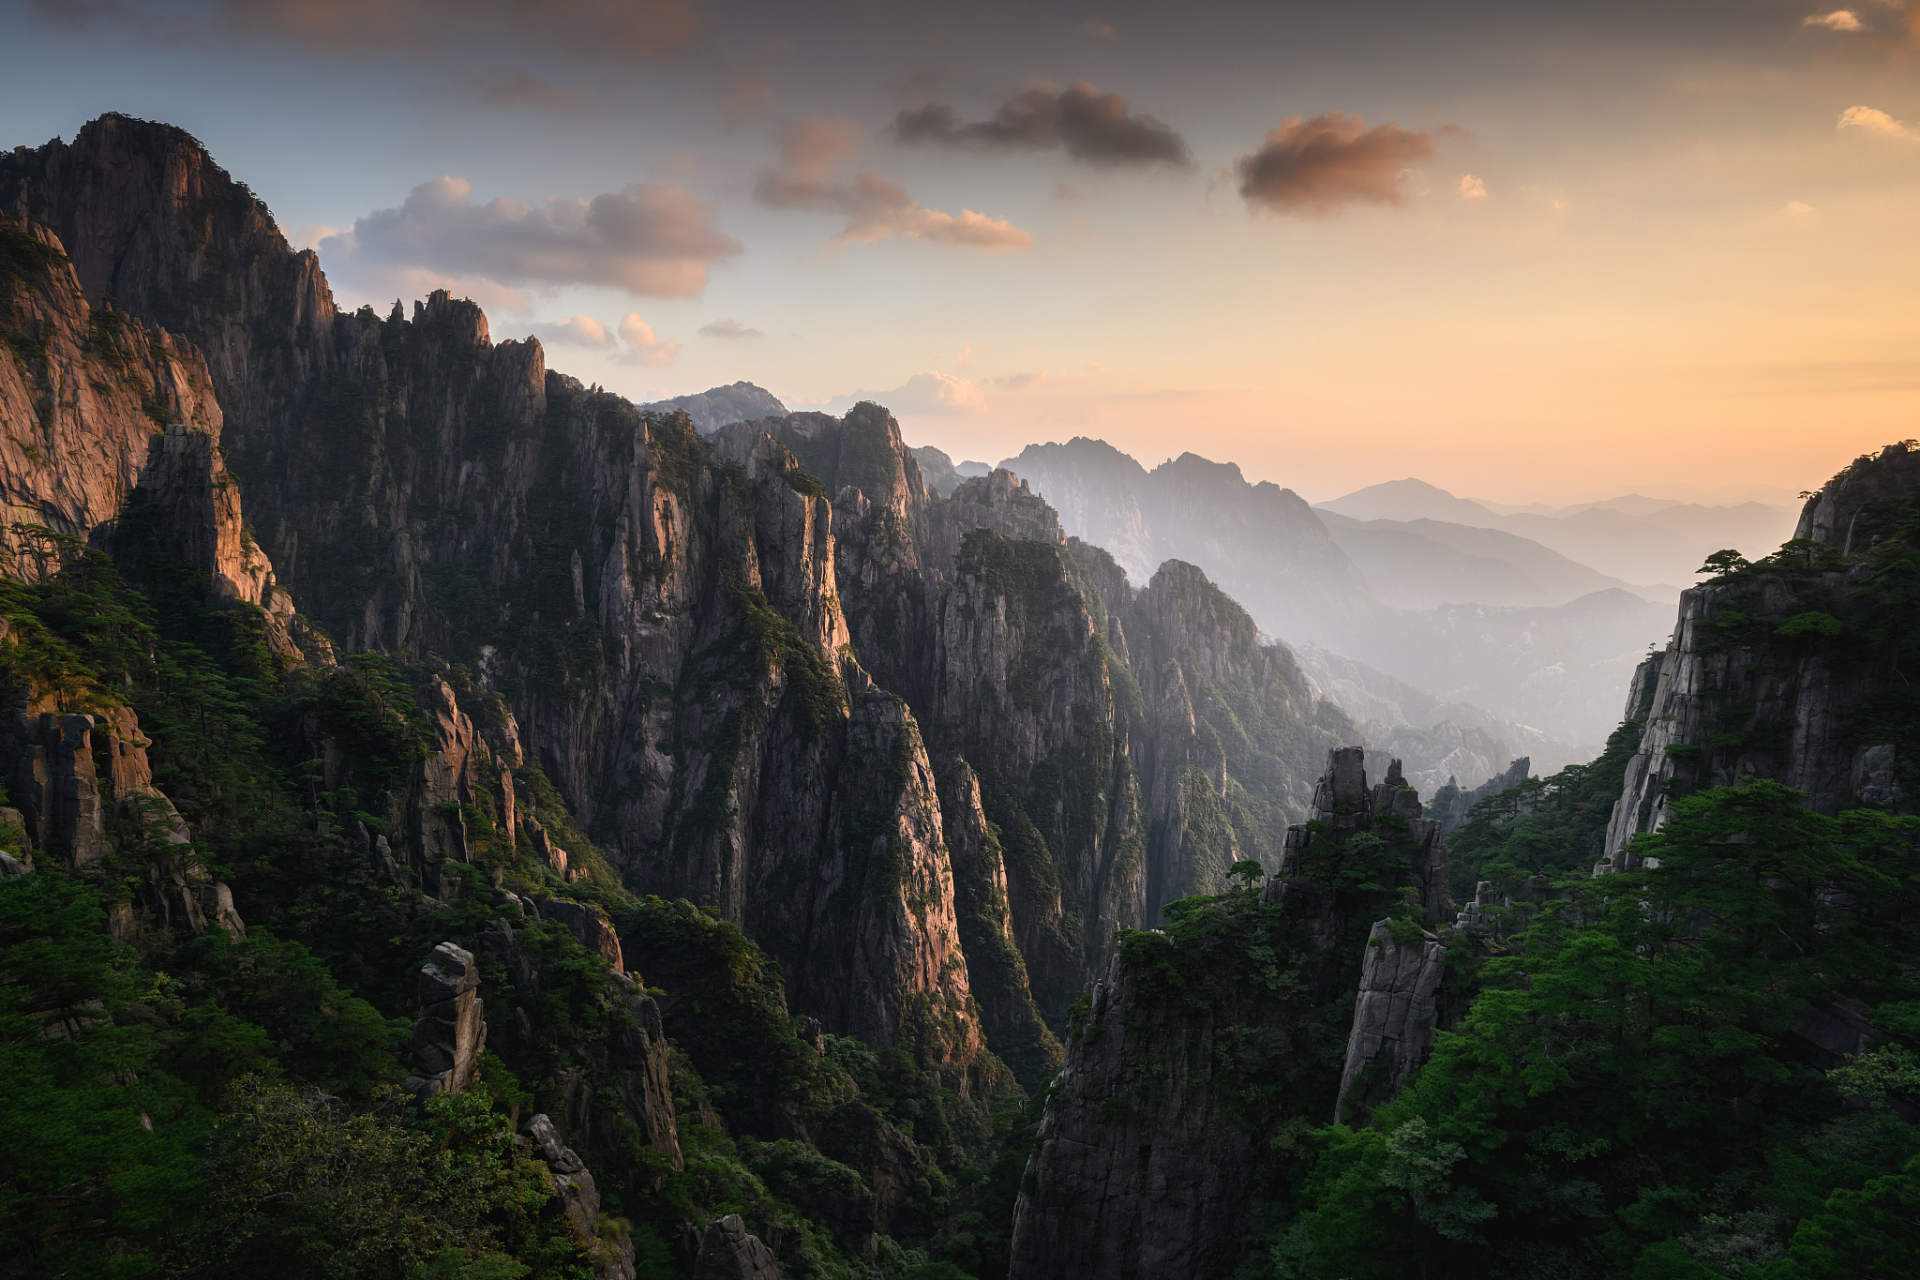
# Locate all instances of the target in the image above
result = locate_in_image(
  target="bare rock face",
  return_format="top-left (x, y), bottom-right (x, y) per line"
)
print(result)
top-left (934, 756), bottom-right (1063, 1089)
top-left (691, 1213), bottom-right (780, 1280)
top-left (1601, 444), bottom-right (1920, 869)
top-left (0, 218), bottom-right (223, 577)
top-left (403, 941), bottom-right (487, 1098)
top-left (1333, 919), bottom-right (1447, 1123)
top-left (1008, 948), bottom-right (1258, 1280)
top-left (525, 1112), bottom-right (637, 1280)
top-left (799, 691), bottom-right (982, 1072)
top-left (129, 422), bottom-right (302, 657)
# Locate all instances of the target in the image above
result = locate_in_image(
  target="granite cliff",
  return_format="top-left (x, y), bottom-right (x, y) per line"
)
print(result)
top-left (1602, 441), bottom-right (1920, 869)
top-left (1007, 746), bottom-right (1452, 1280)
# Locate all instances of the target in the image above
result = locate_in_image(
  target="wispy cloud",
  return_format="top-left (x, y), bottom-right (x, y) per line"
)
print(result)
top-left (830, 371), bottom-right (988, 416)
top-left (1803, 9), bottom-right (1864, 31)
top-left (754, 117), bottom-right (1034, 253)
top-left (893, 81), bottom-right (1190, 168)
top-left (1458, 174), bottom-right (1488, 199)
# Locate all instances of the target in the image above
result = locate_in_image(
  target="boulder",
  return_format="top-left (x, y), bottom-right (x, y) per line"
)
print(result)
top-left (691, 1214), bottom-right (780, 1280)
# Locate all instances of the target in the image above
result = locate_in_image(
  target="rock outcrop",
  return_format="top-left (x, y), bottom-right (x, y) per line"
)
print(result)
top-left (1431, 754), bottom-right (1531, 833)
top-left (1008, 947), bottom-right (1260, 1280)
top-left (0, 653), bottom-right (244, 941)
top-left (1601, 442), bottom-right (1920, 869)
top-left (1010, 746), bottom-right (1454, 1280)
top-left (525, 1112), bottom-right (638, 1280)
top-left (403, 941), bottom-right (487, 1098)
top-left (1333, 919), bottom-right (1447, 1123)
top-left (690, 1214), bottom-right (780, 1280)
top-left (478, 914), bottom-right (683, 1185)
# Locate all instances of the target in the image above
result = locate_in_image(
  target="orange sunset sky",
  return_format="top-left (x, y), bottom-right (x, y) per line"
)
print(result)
top-left (6, 0), bottom-right (1917, 503)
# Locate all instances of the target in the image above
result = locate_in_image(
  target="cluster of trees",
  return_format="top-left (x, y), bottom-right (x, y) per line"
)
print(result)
top-left (1263, 779), bottom-right (1920, 1278)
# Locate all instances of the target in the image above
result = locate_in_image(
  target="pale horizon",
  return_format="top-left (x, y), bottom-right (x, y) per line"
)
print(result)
top-left (9, 0), bottom-right (1911, 509)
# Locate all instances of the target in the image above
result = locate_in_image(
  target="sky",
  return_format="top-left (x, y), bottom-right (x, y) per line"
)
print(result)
top-left (5, 0), bottom-right (1917, 505)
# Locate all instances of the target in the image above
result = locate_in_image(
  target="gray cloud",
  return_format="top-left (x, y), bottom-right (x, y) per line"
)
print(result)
top-left (893, 81), bottom-right (1190, 168)
top-left (1235, 113), bottom-right (1445, 215)
top-left (320, 175), bottom-right (741, 297)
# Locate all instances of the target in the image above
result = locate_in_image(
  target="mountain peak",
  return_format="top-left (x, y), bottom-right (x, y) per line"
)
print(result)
top-left (1317, 478), bottom-right (1500, 525)
top-left (638, 381), bottom-right (787, 434)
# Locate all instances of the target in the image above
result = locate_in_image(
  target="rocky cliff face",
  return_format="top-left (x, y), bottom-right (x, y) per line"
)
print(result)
top-left (0, 114), bottom-right (1379, 1116)
top-left (0, 218), bottom-right (215, 563)
top-left (1602, 442), bottom-right (1920, 868)
top-left (1009, 745), bottom-right (1453, 1280)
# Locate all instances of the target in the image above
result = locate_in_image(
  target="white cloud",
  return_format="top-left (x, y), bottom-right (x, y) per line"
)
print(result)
top-left (1803, 10), bottom-right (1864, 31)
top-left (1838, 105), bottom-right (1913, 137)
top-left (1458, 174), bottom-right (1488, 199)
top-left (616, 313), bottom-right (679, 366)
top-left (315, 175), bottom-right (741, 304)
top-left (286, 222), bottom-right (339, 251)
top-left (535, 315), bottom-right (615, 347)
top-left (1785, 200), bottom-right (1816, 216)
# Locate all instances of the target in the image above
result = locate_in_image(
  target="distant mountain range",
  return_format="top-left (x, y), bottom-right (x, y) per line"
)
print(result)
top-left (998, 437), bottom-right (1675, 747)
top-left (1318, 477), bottom-right (1798, 587)
top-left (1316, 509), bottom-right (1665, 610)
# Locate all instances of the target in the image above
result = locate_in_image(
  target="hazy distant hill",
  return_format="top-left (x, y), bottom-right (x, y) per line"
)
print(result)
top-left (1319, 478), bottom-right (1797, 586)
top-left (1316, 509), bottom-right (1666, 609)
top-left (1002, 438), bottom-right (1677, 744)
top-left (911, 445), bottom-right (965, 496)
top-left (1002, 438), bottom-right (1374, 648)
top-left (1293, 644), bottom-right (1586, 795)
top-left (640, 380), bottom-right (788, 433)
